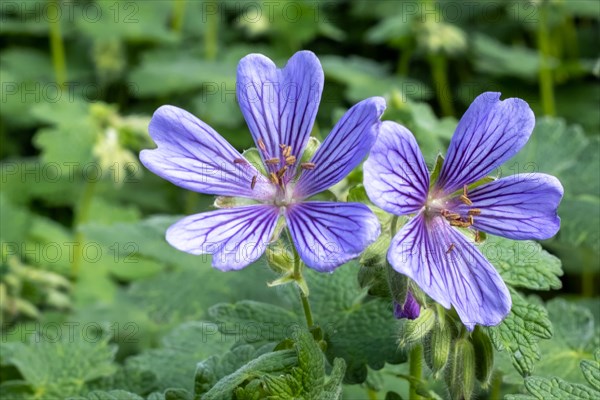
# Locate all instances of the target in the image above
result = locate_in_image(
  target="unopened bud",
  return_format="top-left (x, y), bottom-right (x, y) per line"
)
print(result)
top-left (424, 322), bottom-right (453, 376)
top-left (359, 234), bottom-right (390, 269)
top-left (472, 327), bottom-right (494, 387)
top-left (399, 308), bottom-right (435, 347)
top-left (265, 242), bottom-right (294, 274)
top-left (446, 338), bottom-right (476, 400)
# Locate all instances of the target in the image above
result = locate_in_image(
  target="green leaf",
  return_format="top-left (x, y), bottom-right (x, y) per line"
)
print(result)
top-left (194, 345), bottom-right (262, 397)
top-left (302, 265), bottom-right (406, 383)
top-left (129, 49), bottom-right (235, 97)
top-left (70, 390), bottom-right (144, 400)
top-left (90, 362), bottom-right (158, 396)
top-left (488, 289), bottom-right (552, 377)
top-left (580, 349), bottom-right (600, 391)
top-left (483, 235), bottom-right (563, 291)
top-left (473, 34), bottom-right (546, 80)
top-left (505, 348), bottom-right (600, 400)
top-left (74, 1), bottom-right (176, 42)
top-left (508, 117), bottom-right (600, 272)
top-left (128, 321), bottom-right (235, 393)
top-left (1, 334), bottom-right (117, 399)
top-left (320, 55), bottom-right (427, 103)
top-left (534, 299), bottom-right (600, 383)
top-left (202, 350), bottom-right (297, 400)
top-left (517, 376), bottom-right (600, 400)
top-left (208, 301), bottom-right (300, 345)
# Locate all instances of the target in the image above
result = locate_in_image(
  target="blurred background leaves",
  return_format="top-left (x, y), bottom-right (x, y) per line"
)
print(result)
top-left (0, 0), bottom-right (598, 399)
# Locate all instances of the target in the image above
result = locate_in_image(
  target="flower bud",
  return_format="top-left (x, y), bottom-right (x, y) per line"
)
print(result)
top-left (265, 242), bottom-right (294, 274)
top-left (472, 327), bottom-right (494, 387)
top-left (394, 290), bottom-right (420, 320)
top-left (424, 321), bottom-right (453, 376)
top-left (446, 338), bottom-right (476, 400)
top-left (399, 308), bottom-right (435, 347)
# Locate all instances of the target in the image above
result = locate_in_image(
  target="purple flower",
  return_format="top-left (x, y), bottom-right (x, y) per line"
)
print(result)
top-left (364, 92), bottom-right (563, 330)
top-left (140, 51), bottom-right (384, 272)
top-left (394, 291), bottom-right (421, 320)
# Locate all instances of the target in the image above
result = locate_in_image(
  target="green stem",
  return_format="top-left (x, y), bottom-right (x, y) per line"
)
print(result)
top-left (71, 180), bottom-right (97, 278)
top-left (428, 53), bottom-right (454, 117)
top-left (390, 215), bottom-right (399, 236)
top-left (204, 1), bottom-right (218, 60)
top-left (562, 15), bottom-right (579, 60)
top-left (397, 48), bottom-right (413, 77)
top-left (489, 371), bottom-right (503, 400)
top-left (49, 0), bottom-right (67, 87)
top-left (409, 345), bottom-right (424, 400)
top-left (582, 251), bottom-right (595, 297)
top-left (290, 233), bottom-right (314, 328)
top-left (537, 4), bottom-right (556, 116)
top-left (171, 0), bottom-right (187, 33)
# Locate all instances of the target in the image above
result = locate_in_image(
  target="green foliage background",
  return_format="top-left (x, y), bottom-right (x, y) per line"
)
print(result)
top-left (0, 0), bottom-right (598, 399)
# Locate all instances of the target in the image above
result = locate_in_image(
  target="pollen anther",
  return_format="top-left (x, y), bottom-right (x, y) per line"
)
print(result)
top-left (285, 155), bottom-right (296, 165)
top-left (251, 175), bottom-right (257, 189)
top-left (468, 209), bottom-right (481, 215)
top-left (265, 158), bottom-right (280, 165)
top-left (276, 166), bottom-right (287, 178)
top-left (282, 146), bottom-right (292, 158)
top-left (258, 138), bottom-right (267, 152)
top-left (233, 158), bottom-right (246, 164)
top-left (460, 194), bottom-right (473, 206)
top-left (269, 172), bottom-right (279, 185)
top-left (301, 162), bottom-right (316, 170)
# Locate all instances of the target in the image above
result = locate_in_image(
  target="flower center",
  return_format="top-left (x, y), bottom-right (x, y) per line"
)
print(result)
top-left (425, 185), bottom-right (483, 242)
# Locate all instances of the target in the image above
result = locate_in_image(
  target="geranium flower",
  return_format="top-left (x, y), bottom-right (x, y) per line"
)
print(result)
top-left (364, 92), bottom-right (563, 329)
top-left (140, 51), bottom-right (383, 272)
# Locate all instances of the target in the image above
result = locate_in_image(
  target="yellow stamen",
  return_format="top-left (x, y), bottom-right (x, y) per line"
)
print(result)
top-left (468, 209), bottom-right (481, 215)
top-left (300, 162), bottom-right (316, 170)
top-left (265, 158), bottom-right (280, 165)
top-left (285, 155), bottom-right (296, 165)
top-left (269, 172), bottom-right (279, 185)
top-left (283, 146), bottom-right (292, 158)
top-left (276, 166), bottom-right (287, 178)
top-left (258, 138), bottom-right (267, 152)
top-left (460, 194), bottom-right (473, 206)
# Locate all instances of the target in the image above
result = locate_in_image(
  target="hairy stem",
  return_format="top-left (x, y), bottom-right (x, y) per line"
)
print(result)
top-left (71, 180), bottom-right (97, 278)
top-left (171, 0), bottom-right (187, 33)
top-left (537, 4), bottom-right (555, 116)
top-left (428, 53), bottom-right (454, 117)
top-left (409, 345), bottom-right (424, 400)
top-left (204, 1), bottom-right (219, 60)
top-left (49, 0), bottom-right (67, 88)
top-left (290, 233), bottom-right (314, 328)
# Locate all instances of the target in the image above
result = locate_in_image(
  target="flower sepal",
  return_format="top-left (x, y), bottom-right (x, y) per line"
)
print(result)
top-left (241, 147), bottom-right (267, 176)
top-left (266, 272), bottom-right (309, 297)
top-left (298, 136), bottom-right (321, 164)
